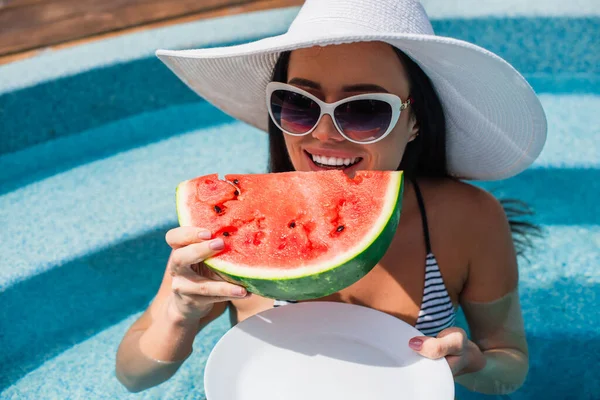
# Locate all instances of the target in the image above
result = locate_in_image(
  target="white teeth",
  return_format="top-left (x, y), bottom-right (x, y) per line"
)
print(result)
top-left (311, 153), bottom-right (359, 167)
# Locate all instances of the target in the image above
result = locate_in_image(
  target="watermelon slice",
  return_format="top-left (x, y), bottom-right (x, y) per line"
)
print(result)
top-left (176, 170), bottom-right (404, 300)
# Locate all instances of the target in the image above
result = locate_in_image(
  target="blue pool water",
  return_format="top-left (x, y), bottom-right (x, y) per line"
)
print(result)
top-left (1, 3), bottom-right (599, 399)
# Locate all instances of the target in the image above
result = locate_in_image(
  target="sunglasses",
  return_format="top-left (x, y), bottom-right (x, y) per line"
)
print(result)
top-left (266, 82), bottom-right (412, 144)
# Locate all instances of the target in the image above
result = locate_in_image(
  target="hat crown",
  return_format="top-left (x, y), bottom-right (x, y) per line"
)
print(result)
top-left (288, 0), bottom-right (434, 36)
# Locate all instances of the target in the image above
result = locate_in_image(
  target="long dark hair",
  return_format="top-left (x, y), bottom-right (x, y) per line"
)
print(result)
top-left (267, 48), bottom-right (542, 257)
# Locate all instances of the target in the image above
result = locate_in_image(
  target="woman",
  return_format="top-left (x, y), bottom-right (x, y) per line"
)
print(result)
top-left (116, 0), bottom-right (547, 395)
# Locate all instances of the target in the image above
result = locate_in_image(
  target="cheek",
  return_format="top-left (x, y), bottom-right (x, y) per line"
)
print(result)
top-left (371, 132), bottom-right (408, 170)
top-left (283, 136), bottom-right (305, 168)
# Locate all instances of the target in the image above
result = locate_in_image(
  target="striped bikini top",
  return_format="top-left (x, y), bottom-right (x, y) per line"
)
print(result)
top-left (274, 179), bottom-right (456, 337)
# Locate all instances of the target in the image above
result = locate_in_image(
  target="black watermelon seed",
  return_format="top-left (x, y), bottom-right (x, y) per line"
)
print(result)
top-left (233, 179), bottom-right (239, 185)
top-left (337, 225), bottom-right (345, 232)
top-left (289, 221), bottom-right (296, 228)
top-left (214, 205), bottom-right (222, 214)
top-left (223, 232), bottom-right (230, 237)
top-left (234, 190), bottom-right (240, 196)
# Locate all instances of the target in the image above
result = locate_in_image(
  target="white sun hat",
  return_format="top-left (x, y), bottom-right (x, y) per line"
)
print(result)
top-left (156, 0), bottom-right (547, 181)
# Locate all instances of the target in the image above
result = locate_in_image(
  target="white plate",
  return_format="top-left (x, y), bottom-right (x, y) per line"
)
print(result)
top-left (204, 301), bottom-right (454, 400)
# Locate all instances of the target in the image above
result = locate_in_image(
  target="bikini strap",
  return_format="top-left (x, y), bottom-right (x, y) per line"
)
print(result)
top-left (412, 179), bottom-right (432, 254)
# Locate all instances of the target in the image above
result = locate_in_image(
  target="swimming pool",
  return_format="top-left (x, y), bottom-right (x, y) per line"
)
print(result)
top-left (0, 2), bottom-right (598, 399)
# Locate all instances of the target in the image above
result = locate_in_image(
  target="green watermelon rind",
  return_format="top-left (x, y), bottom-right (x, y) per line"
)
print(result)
top-left (176, 172), bottom-right (404, 301)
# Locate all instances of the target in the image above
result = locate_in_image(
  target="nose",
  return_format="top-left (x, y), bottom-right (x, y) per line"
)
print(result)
top-left (311, 114), bottom-right (345, 143)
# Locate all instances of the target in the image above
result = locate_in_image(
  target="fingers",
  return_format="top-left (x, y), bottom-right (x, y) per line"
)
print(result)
top-left (436, 327), bottom-right (468, 356)
top-left (408, 327), bottom-right (467, 359)
top-left (164, 227), bottom-right (247, 321)
top-left (169, 239), bottom-right (225, 278)
top-left (166, 227), bottom-right (213, 249)
top-left (172, 275), bottom-right (249, 302)
top-left (196, 262), bottom-right (228, 281)
top-left (189, 262), bottom-right (224, 282)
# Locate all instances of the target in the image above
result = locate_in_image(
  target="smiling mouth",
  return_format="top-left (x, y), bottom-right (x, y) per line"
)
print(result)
top-left (304, 150), bottom-right (363, 170)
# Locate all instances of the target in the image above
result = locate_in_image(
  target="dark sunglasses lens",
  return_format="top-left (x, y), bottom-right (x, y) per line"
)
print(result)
top-left (334, 99), bottom-right (392, 142)
top-left (270, 90), bottom-right (320, 134)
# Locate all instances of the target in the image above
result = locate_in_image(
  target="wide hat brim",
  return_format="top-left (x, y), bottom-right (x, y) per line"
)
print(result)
top-left (156, 29), bottom-right (547, 181)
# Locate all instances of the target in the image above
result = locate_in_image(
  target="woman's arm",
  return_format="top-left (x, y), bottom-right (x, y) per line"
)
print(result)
top-left (115, 264), bottom-right (228, 392)
top-left (455, 188), bottom-right (529, 394)
top-left (116, 224), bottom-right (274, 393)
top-left (456, 288), bottom-right (528, 394)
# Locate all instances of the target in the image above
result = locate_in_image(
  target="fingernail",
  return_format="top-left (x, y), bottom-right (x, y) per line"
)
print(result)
top-left (233, 286), bottom-right (246, 297)
top-left (409, 338), bottom-right (423, 350)
top-left (209, 238), bottom-right (225, 250)
top-left (198, 230), bottom-right (212, 240)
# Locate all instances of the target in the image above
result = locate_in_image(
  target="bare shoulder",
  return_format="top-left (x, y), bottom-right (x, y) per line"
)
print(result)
top-left (419, 177), bottom-right (518, 302)
top-left (421, 177), bottom-right (508, 228)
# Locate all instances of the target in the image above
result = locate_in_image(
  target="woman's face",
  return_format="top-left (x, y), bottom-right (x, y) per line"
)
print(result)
top-left (282, 41), bottom-right (419, 174)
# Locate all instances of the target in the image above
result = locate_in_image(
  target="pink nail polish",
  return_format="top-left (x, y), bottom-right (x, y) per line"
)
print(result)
top-left (209, 239), bottom-right (224, 250)
top-left (409, 338), bottom-right (423, 350)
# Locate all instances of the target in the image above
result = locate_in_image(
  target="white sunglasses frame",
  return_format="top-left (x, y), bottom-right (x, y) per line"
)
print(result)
top-left (266, 81), bottom-right (412, 144)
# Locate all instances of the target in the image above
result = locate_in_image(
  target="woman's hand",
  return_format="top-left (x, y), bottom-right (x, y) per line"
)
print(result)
top-left (408, 327), bottom-right (486, 376)
top-left (164, 227), bottom-right (250, 323)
